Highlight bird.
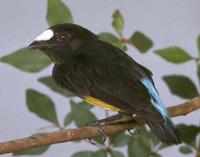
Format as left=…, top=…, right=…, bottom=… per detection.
left=28, top=23, right=182, bottom=144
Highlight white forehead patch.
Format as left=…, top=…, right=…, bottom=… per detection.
left=34, top=29, right=54, bottom=41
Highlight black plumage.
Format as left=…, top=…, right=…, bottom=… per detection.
left=28, top=23, right=182, bottom=144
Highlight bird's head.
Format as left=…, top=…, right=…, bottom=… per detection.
left=28, top=23, right=97, bottom=64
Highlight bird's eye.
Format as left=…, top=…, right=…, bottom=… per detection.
left=61, top=35, right=66, bottom=40
left=58, top=32, right=71, bottom=42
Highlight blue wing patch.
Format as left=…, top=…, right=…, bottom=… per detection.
left=140, top=77, right=169, bottom=119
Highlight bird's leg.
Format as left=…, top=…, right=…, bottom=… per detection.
left=87, top=123, right=108, bottom=145
left=87, top=113, right=135, bottom=144
left=110, top=114, right=141, bottom=136
left=109, top=112, right=136, bottom=124
left=87, top=114, right=123, bottom=126
left=125, top=114, right=140, bottom=136
left=127, top=127, right=140, bottom=135
left=88, top=112, right=136, bottom=126
left=87, top=114, right=122, bottom=144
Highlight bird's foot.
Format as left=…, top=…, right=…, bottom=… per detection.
left=87, top=120, right=102, bottom=127
left=86, top=113, right=135, bottom=144
left=87, top=121, right=107, bottom=145
left=126, top=116, right=140, bottom=135
left=127, top=128, right=140, bottom=135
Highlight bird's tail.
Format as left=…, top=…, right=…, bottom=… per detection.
left=147, top=117, right=182, bottom=145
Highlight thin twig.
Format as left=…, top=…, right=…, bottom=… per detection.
left=0, top=96, right=200, bottom=154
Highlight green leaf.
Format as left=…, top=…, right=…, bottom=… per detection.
left=64, top=112, right=73, bottom=126
left=163, top=75, right=199, bottom=99
left=112, top=132, right=131, bottom=147
left=128, top=137, right=151, bottom=157
left=150, top=152, right=162, bottom=157
left=93, top=150, right=107, bottom=157
left=197, top=35, right=200, bottom=56
left=74, top=110, right=97, bottom=127
left=98, top=32, right=119, bottom=44
left=71, top=100, right=93, bottom=110
left=128, top=127, right=152, bottom=157
left=70, top=100, right=97, bottom=127
left=0, top=48, right=51, bottom=72
left=39, top=76, right=75, bottom=97
left=197, top=64, right=200, bottom=83
left=72, top=151, right=93, bottom=157
left=137, top=127, right=152, bottom=147
left=148, top=131, right=160, bottom=147
left=116, top=41, right=127, bottom=51
left=13, top=145, right=50, bottom=156
left=154, top=47, right=193, bottom=63
left=177, top=124, right=200, bottom=147
left=150, top=152, right=161, bottom=157
left=158, top=143, right=168, bottom=150
left=26, top=89, right=59, bottom=126
left=47, top=0, right=73, bottom=26
left=112, top=10, right=124, bottom=36
left=179, top=145, right=193, bottom=154
left=111, top=151, right=125, bottom=157
left=98, top=32, right=127, bottom=51
left=128, top=31, right=153, bottom=53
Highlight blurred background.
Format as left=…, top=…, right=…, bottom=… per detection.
left=0, top=0, right=200, bottom=157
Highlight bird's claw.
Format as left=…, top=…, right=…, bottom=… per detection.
left=87, top=138, right=98, bottom=145
left=127, top=128, right=140, bottom=135
left=95, top=125, right=107, bottom=143
left=87, top=120, right=101, bottom=127
left=87, top=121, right=107, bottom=145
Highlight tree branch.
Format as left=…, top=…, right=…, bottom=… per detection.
left=0, top=96, right=200, bottom=154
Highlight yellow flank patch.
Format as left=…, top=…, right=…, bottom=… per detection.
left=84, top=96, right=123, bottom=112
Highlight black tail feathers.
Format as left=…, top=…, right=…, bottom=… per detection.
left=147, top=117, right=182, bottom=145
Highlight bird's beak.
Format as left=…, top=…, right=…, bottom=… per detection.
left=28, top=40, right=56, bottom=49
left=28, top=41, right=47, bottom=49
left=28, top=29, right=54, bottom=49
left=28, top=41, right=37, bottom=49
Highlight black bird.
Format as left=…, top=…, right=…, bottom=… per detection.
left=28, top=23, right=182, bottom=144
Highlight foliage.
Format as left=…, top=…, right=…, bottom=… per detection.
left=128, top=31, right=153, bottom=53
left=0, top=48, right=51, bottom=72
left=163, top=75, right=199, bottom=99
left=154, top=47, right=193, bottom=63
left=13, top=145, right=50, bottom=156
left=26, top=89, right=60, bottom=126
left=39, top=76, right=75, bottom=97
left=47, top=0, right=73, bottom=26
left=0, top=0, right=199, bottom=157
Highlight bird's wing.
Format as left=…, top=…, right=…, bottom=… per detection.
left=86, top=62, right=152, bottom=111
left=71, top=43, right=163, bottom=121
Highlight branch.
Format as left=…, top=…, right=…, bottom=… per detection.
left=0, top=96, right=200, bottom=154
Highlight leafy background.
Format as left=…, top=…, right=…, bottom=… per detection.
left=0, top=0, right=200, bottom=157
